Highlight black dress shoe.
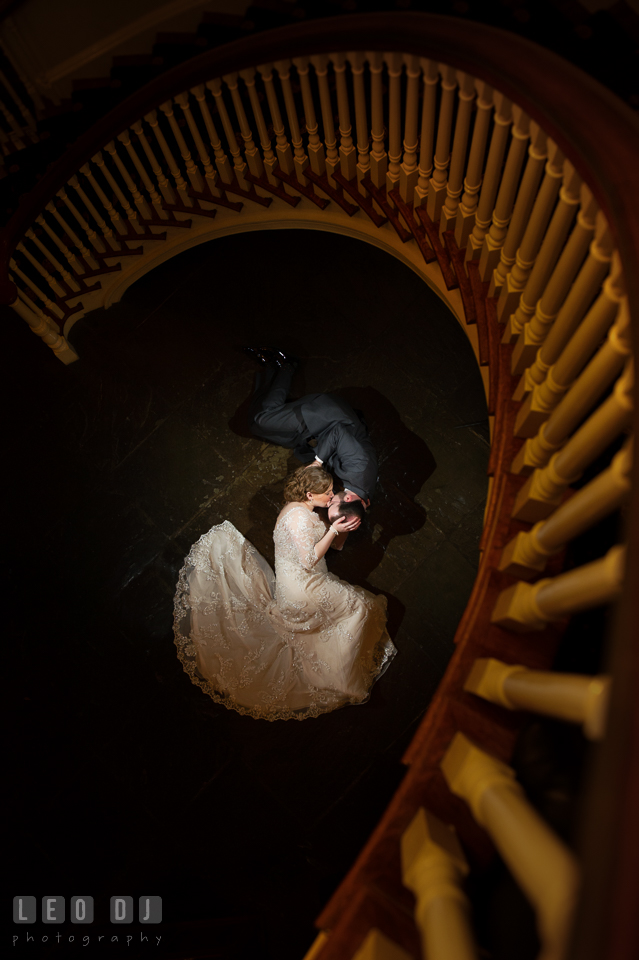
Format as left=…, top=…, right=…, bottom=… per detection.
left=270, top=348, right=299, bottom=369
left=243, top=345, right=300, bottom=369
left=242, top=345, right=276, bottom=366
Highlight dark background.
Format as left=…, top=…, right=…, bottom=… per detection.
left=4, top=1, right=636, bottom=957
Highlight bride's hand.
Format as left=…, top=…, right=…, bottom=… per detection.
left=331, top=515, right=360, bottom=534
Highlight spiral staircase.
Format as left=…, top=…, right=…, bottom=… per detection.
left=2, top=6, right=638, bottom=960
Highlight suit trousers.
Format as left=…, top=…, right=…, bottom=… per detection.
left=249, top=364, right=308, bottom=447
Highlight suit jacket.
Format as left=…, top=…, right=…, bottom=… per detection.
left=252, top=392, right=377, bottom=500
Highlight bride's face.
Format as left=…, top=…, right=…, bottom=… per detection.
left=308, top=484, right=334, bottom=507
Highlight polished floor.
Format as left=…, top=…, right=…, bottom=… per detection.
left=6, top=230, right=491, bottom=959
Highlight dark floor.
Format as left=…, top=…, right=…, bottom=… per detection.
left=5, top=230, right=490, bottom=959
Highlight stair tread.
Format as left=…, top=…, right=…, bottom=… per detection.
left=362, top=177, right=411, bottom=241
left=466, top=259, right=490, bottom=366
left=415, top=205, right=458, bottom=289
left=442, top=230, right=475, bottom=321
left=388, top=188, right=437, bottom=265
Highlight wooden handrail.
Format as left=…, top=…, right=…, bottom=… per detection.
left=1, top=12, right=639, bottom=308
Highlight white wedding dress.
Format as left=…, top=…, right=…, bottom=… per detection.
left=173, top=504, right=396, bottom=720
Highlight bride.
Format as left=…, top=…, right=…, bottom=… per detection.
left=173, top=465, right=396, bottom=720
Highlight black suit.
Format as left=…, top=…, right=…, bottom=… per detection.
left=249, top=364, right=378, bottom=501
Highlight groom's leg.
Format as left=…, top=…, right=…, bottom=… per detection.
left=255, top=363, right=296, bottom=412
left=248, top=363, right=293, bottom=422
left=248, top=363, right=303, bottom=442
left=248, top=364, right=277, bottom=422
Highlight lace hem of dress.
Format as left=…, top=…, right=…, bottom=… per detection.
left=172, top=523, right=397, bottom=722
left=173, top=628, right=396, bottom=722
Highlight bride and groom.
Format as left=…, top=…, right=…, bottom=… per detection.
left=172, top=349, right=396, bottom=721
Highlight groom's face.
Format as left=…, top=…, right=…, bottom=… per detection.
left=327, top=491, right=361, bottom=521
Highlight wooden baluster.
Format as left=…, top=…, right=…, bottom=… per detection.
left=132, top=118, right=178, bottom=203
left=59, top=179, right=108, bottom=252
left=117, top=128, right=169, bottom=218
left=207, top=76, right=248, bottom=189
left=93, top=148, right=144, bottom=234
left=173, top=91, right=220, bottom=199
left=39, top=205, right=89, bottom=274
left=454, top=80, right=493, bottom=248
left=10, top=256, right=64, bottom=320
left=145, top=108, right=193, bottom=205
left=396, top=54, right=421, bottom=206
left=489, top=123, right=547, bottom=296
left=224, top=72, right=265, bottom=180
left=239, top=67, right=277, bottom=186
left=511, top=359, right=633, bottom=521
left=413, top=58, right=439, bottom=214
left=500, top=441, right=632, bottom=578
left=514, top=250, right=624, bottom=440
left=24, top=226, right=81, bottom=293
left=385, top=52, right=403, bottom=195
left=496, top=138, right=564, bottom=321
left=44, top=200, right=96, bottom=271
left=310, top=55, right=338, bottom=187
left=0, top=93, right=25, bottom=148
left=511, top=185, right=599, bottom=375
left=158, top=98, right=204, bottom=194
left=348, top=51, right=369, bottom=191
left=74, top=167, right=122, bottom=250
left=504, top=158, right=581, bottom=342
left=492, top=544, right=625, bottom=631
left=260, top=60, right=302, bottom=193
left=191, top=85, right=234, bottom=186
left=515, top=208, right=612, bottom=403
left=17, top=239, right=66, bottom=297
left=442, top=733, right=579, bottom=960
left=0, top=66, right=36, bottom=138
left=274, top=59, right=308, bottom=184
left=326, top=52, right=354, bottom=183
left=255, top=65, right=294, bottom=180
left=511, top=298, right=632, bottom=476
left=80, top=159, right=129, bottom=236
left=104, top=139, right=153, bottom=222
left=292, top=57, right=325, bottom=178
left=465, top=659, right=611, bottom=741
left=426, top=64, right=456, bottom=222
left=351, top=930, right=412, bottom=960
left=0, top=124, right=11, bottom=155
left=0, top=39, right=44, bottom=112
left=366, top=51, right=387, bottom=191
left=402, top=808, right=478, bottom=960
left=439, top=71, right=475, bottom=235
left=465, top=92, right=512, bottom=261
left=478, top=105, right=531, bottom=279
left=10, top=288, right=78, bottom=364
left=301, top=932, right=328, bottom=960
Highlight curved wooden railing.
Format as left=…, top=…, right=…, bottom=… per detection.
left=1, top=14, right=637, bottom=960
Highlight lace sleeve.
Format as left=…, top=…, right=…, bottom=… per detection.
left=281, top=508, right=321, bottom=570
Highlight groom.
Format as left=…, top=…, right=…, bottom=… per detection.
left=246, top=347, right=377, bottom=512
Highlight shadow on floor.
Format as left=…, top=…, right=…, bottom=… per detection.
left=5, top=229, right=489, bottom=960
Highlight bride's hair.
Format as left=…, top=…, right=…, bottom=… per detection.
left=283, top=464, right=333, bottom=503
